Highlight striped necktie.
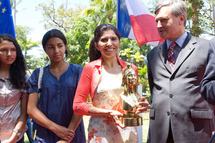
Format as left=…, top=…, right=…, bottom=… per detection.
left=168, top=42, right=177, bottom=70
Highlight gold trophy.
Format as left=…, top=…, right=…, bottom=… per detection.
left=120, top=64, right=143, bottom=126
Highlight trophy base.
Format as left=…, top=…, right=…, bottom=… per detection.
left=123, top=117, right=143, bottom=127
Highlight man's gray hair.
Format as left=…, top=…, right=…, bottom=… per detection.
left=155, top=0, right=187, bottom=26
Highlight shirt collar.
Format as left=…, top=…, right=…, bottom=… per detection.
left=94, top=55, right=127, bottom=69
left=166, top=32, right=188, bottom=49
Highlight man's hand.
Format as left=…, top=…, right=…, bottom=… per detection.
left=136, top=96, right=149, bottom=114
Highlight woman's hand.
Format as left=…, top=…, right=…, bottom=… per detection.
left=136, top=96, right=149, bottom=114
left=108, top=110, right=125, bottom=129
left=53, top=125, right=75, bottom=142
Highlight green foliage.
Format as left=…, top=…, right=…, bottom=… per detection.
left=85, top=0, right=116, bottom=23
left=138, top=65, right=150, bottom=96
left=186, top=0, right=215, bottom=36
left=65, top=17, right=91, bottom=66
left=37, top=0, right=76, bottom=32
left=25, top=53, right=48, bottom=71
left=15, top=25, right=46, bottom=70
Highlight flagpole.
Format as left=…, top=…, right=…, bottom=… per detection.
left=14, top=0, right=16, bottom=26
left=116, top=0, right=118, bottom=29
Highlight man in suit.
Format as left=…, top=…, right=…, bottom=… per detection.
left=147, top=0, right=215, bottom=143
left=200, top=38, right=215, bottom=105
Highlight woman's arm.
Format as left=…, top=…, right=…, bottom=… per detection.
left=73, top=64, right=94, bottom=115
left=5, top=92, right=28, bottom=143
left=67, top=113, right=83, bottom=133
left=57, top=113, right=83, bottom=143
left=27, top=92, right=74, bottom=142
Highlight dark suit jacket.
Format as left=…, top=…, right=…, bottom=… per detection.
left=200, top=38, right=215, bottom=105
left=147, top=33, right=215, bottom=143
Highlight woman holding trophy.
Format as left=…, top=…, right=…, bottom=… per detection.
left=73, top=24, right=149, bottom=142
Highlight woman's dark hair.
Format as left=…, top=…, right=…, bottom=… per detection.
left=89, top=24, right=121, bottom=62
left=0, top=34, right=27, bottom=89
left=42, top=29, right=68, bottom=58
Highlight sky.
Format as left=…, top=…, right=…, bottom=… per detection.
left=16, top=0, right=90, bottom=42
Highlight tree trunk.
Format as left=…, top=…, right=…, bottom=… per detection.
left=189, top=0, right=202, bottom=37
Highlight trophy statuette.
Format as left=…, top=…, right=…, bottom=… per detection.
left=120, top=64, right=143, bottom=127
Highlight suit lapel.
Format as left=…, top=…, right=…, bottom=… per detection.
left=158, top=41, right=172, bottom=72
left=173, top=33, right=195, bottom=73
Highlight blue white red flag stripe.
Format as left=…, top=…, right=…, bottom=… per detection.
left=117, top=0, right=163, bottom=46
left=117, top=0, right=135, bottom=39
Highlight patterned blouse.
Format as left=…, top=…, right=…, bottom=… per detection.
left=0, top=76, right=27, bottom=142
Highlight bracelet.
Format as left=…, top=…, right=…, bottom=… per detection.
left=13, top=128, right=21, bottom=137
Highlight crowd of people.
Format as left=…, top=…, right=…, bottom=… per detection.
left=0, top=0, right=214, bottom=143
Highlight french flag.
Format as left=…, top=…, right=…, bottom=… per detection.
left=117, top=0, right=164, bottom=46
